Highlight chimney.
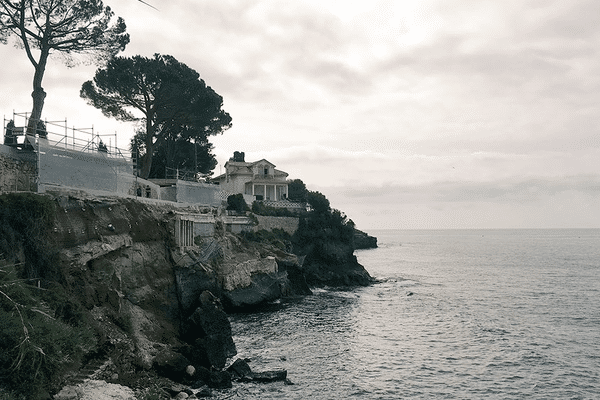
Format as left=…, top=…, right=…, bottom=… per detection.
left=233, top=151, right=245, bottom=162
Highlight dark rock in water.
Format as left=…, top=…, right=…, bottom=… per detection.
left=195, top=366, right=232, bottom=389
left=182, top=291, right=237, bottom=369
left=226, top=358, right=288, bottom=384
left=223, top=271, right=289, bottom=310
left=253, top=369, right=288, bottom=383
left=227, top=358, right=254, bottom=382
left=353, top=228, right=378, bottom=250
left=276, top=256, right=312, bottom=296
left=153, top=349, right=192, bottom=382
left=302, top=255, right=374, bottom=288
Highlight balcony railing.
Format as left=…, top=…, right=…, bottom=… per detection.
left=253, top=174, right=274, bottom=180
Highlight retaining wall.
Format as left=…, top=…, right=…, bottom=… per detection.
left=254, top=215, right=299, bottom=235
left=0, top=146, right=37, bottom=193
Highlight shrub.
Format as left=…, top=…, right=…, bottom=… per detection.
left=251, top=201, right=297, bottom=217
left=0, top=193, right=57, bottom=281
left=226, top=193, right=248, bottom=213
left=0, top=261, right=97, bottom=397
left=241, top=228, right=291, bottom=251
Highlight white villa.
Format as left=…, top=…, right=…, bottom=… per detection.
left=213, top=151, right=289, bottom=203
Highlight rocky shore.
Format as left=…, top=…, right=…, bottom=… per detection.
left=0, top=192, right=375, bottom=399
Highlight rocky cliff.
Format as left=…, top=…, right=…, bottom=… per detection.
left=0, top=192, right=307, bottom=398
left=0, top=191, right=373, bottom=398
left=353, top=228, right=378, bottom=250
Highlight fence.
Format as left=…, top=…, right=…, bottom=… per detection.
left=3, top=111, right=135, bottom=195
left=2, top=112, right=225, bottom=207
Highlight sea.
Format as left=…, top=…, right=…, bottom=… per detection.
left=225, top=229, right=600, bottom=399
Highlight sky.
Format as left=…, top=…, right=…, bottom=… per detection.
left=1, top=0, right=599, bottom=230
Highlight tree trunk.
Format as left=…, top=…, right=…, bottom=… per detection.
left=28, top=87, right=46, bottom=132
left=27, top=52, right=49, bottom=134
left=139, top=118, right=155, bottom=179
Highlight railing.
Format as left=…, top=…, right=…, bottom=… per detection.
left=165, top=166, right=211, bottom=183
left=253, top=174, right=275, bottom=180
left=2, top=111, right=135, bottom=195
left=3, top=111, right=132, bottom=164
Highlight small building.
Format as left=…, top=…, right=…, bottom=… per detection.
left=213, top=151, right=289, bottom=203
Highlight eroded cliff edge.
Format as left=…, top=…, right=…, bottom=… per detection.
left=0, top=191, right=374, bottom=398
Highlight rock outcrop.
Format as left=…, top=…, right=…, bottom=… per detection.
left=295, top=231, right=373, bottom=287
left=353, top=228, right=378, bottom=250
left=16, top=192, right=300, bottom=395
left=54, top=380, right=136, bottom=400
left=0, top=190, right=374, bottom=397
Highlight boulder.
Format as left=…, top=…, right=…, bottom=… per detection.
left=223, top=271, right=289, bottom=310
left=153, top=348, right=192, bottom=382
left=55, top=380, right=135, bottom=400
left=182, top=291, right=236, bottom=369
left=227, top=358, right=253, bottom=382
left=276, top=256, right=312, bottom=296
left=252, top=369, right=288, bottom=383
left=164, top=383, right=192, bottom=397
left=173, top=246, right=221, bottom=316
left=194, top=366, right=232, bottom=389
left=303, top=256, right=373, bottom=287
left=226, top=358, right=288, bottom=384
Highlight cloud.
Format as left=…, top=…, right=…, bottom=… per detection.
left=2, top=0, right=599, bottom=228
left=337, top=174, right=600, bottom=204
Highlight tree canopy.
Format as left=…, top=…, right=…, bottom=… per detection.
left=0, top=0, right=129, bottom=129
left=80, top=53, right=232, bottom=179
left=288, top=178, right=308, bottom=202
left=130, top=128, right=217, bottom=179
left=292, top=190, right=355, bottom=264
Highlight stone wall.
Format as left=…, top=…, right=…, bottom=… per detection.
left=255, top=215, right=299, bottom=235
left=0, top=147, right=37, bottom=193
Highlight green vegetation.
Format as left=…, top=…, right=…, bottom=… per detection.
left=292, top=190, right=355, bottom=264
left=0, top=0, right=129, bottom=129
left=227, top=193, right=249, bottom=213
left=287, top=179, right=308, bottom=202
left=251, top=201, right=298, bottom=217
left=81, top=53, right=231, bottom=179
left=241, top=228, right=292, bottom=252
left=0, top=194, right=98, bottom=398
left=0, top=193, right=57, bottom=281
left=0, top=260, right=98, bottom=398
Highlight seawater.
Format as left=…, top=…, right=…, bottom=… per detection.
left=227, top=229, right=600, bottom=399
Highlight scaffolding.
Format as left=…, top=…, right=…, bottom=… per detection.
left=2, top=111, right=136, bottom=195
left=3, top=111, right=129, bottom=158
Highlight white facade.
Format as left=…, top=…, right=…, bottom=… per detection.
left=214, top=155, right=289, bottom=202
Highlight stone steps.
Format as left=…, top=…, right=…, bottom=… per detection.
left=66, top=358, right=110, bottom=385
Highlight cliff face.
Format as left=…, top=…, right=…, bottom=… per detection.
left=1, top=191, right=374, bottom=397
left=1, top=192, right=309, bottom=397
left=353, top=228, right=378, bottom=250
left=50, top=192, right=304, bottom=350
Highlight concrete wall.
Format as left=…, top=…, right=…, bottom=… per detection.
left=254, top=215, right=299, bottom=235
left=0, top=145, right=37, bottom=192
left=176, top=180, right=221, bottom=207
left=38, top=141, right=133, bottom=195
left=222, top=216, right=254, bottom=234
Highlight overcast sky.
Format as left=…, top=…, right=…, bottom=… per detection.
left=1, top=0, right=599, bottom=230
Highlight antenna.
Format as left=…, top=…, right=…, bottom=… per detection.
left=137, top=0, right=158, bottom=11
